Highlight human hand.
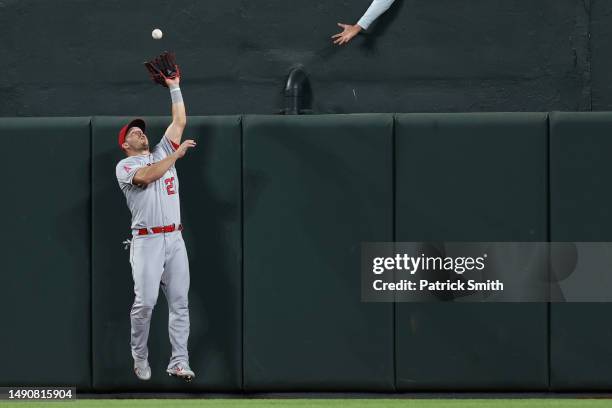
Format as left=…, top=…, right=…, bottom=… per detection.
left=332, top=23, right=363, bottom=45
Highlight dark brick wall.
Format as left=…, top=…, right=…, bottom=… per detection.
left=0, top=0, right=598, bottom=115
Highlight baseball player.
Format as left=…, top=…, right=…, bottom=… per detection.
left=332, top=0, right=396, bottom=45
left=115, top=52, right=197, bottom=382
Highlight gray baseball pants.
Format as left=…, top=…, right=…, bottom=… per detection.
left=128, top=230, right=190, bottom=369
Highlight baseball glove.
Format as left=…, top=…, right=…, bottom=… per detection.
left=144, top=51, right=180, bottom=87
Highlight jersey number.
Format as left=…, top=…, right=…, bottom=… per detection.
left=165, top=177, right=176, bottom=195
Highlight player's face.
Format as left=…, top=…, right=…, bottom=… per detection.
left=126, top=127, right=149, bottom=151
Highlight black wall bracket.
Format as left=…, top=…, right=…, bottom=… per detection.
left=280, top=66, right=312, bottom=114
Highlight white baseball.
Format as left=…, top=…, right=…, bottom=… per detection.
left=152, top=29, right=163, bottom=40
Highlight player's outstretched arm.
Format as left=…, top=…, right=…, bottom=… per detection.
left=332, top=0, right=396, bottom=45
left=164, top=76, right=186, bottom=146
left=133, top=139, right=196, bottom=186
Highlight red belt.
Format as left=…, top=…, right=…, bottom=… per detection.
left=136, top=224, right=183, bottom=236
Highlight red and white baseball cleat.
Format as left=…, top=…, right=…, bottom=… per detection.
left=166, top=362, right=195, bottom=382
left=134, top=361, right=151, bottom=381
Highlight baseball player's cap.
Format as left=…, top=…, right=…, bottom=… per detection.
left=118, top=118, right=146, bottom=149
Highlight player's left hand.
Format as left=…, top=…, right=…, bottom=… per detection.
left=165, top=76, right=180, bottom=87
left=144, top=51, right=181, bottom=88
left=332, top=23, right=362, bottom=45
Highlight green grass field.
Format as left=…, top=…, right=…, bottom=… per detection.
left=3, top=400, right=612, bottom=408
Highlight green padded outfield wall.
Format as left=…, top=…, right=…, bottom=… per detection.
left=243, top=115, right=395, bottom=391
left=91, top=116, right=242, bottom=391
left=11, top=112, right=612, bottom=391
left=549, top=112, right=612, bottom=390
left=394, top=113, right=549, bottom=390
left=0, top=118, right=92, bottom=389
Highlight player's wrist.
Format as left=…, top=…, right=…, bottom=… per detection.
left=169, top=85, right=183, bottom=104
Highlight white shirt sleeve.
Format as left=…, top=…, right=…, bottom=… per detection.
left=152, top=134, right=179, bottom=161
left=116, top=157, right=146, bottom=187
left=356, top=0, right=396, bottom=30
